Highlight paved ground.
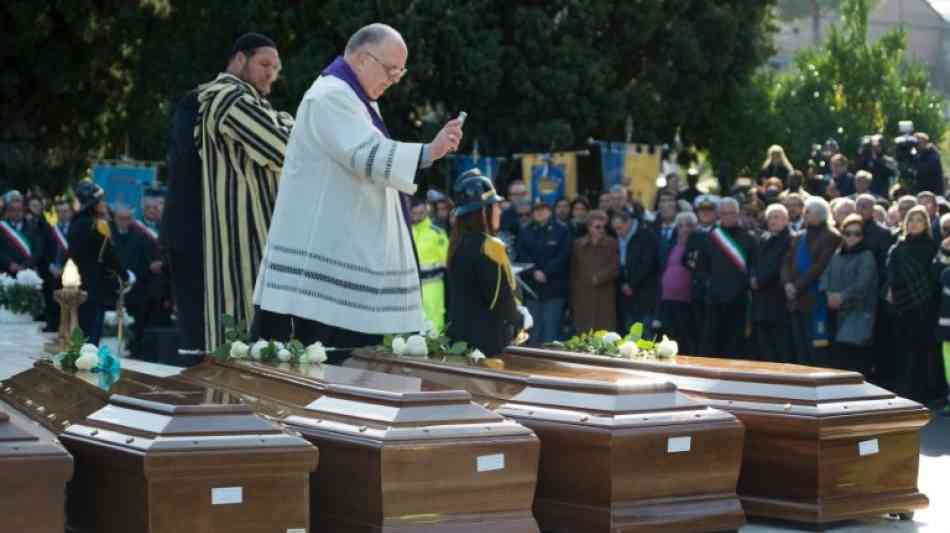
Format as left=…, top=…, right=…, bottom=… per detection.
left=1, top=322, right=947, bottom=532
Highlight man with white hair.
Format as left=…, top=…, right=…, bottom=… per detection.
left=831, top=197, right=856, bottom=229
left=751, top=203, right=792, bottom=362
left=692, top=196, right=758, bottom=356
left=252, top=23, right=462, bottom=355
left=0, top=189, right=44, bottom=275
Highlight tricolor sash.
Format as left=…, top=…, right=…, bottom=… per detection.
left=709, top=226, right=747, bottom=273
left=0, top=220, right=32, bottom=260
left=133, top=220, right=159, bottom=244
left=795, top=231, right=830, bottom=348
left=52, top=224, right=68, bottom=253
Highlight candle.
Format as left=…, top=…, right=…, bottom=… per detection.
left=62, top=260, right=81, bottom=288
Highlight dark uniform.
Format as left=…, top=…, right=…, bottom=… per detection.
left=447, top=233, right=524, bottom=355
left=445, top=169, right=525, bottom=356
left=67, top=183, right=128, bottom=345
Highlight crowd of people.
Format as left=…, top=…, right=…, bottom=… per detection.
left=413, top=140, right=950, bottom=409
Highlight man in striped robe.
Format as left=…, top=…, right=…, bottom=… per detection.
left=195, top=33, right=294, bottom=349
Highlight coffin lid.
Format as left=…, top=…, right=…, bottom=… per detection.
left=62, top=392, right=314, bottom=453
left=505, top=346, right=926, bottom=417
left=0, top=406, right=72, bottom=460
left=346, top=350, right=738, bottom=429
left=185, top=359, right=534, bottom=442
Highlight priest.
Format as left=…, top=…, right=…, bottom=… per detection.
left=252, top=23, right=462, bottom=356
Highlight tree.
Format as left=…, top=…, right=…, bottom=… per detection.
left=707, top=0, right=945, bottom=186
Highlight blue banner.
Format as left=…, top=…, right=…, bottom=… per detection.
left=599, top=141, right=627, bottom=190
left=93, top=164, right=156, bottom=219
left=453, top=155, right=500, bottom=182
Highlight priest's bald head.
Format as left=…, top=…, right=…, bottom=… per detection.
left=344, top=23, right=408, bottom=100
left=226, top=32, right=282, bottom=96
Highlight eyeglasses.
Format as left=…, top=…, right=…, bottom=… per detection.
left=843, top=230, right=863, bottom=238
left=364, top=51, right=407, bottom=82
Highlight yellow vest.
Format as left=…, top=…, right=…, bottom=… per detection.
left=412, top=217, right=448, bottom=331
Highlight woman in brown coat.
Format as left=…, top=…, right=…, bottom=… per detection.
left=570, top=210, right=620, bottom=332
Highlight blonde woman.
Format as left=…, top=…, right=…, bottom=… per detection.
left=759, top=145, right=794, bottom=185
left=886, top=205, right=939, bottom=402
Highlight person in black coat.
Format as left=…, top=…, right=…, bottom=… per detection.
left=856, top=194, right=897, bottom=386
left=612, top=206, right=659, bottom=336
left=67, top=182, right=130, bottom=345
left=516, top=201, right=571, bottom=345
left=751, top=204, right=792, bottom=362
left=111, top=205, right=151, bottom=355
left=934, top=238, right=950, bottom=415
left=446, top=172, right=526, bottom=355
left=856, top=135, right=898, bottom=198
left=697, top=197, right=758, bottom=357
left=887, top=206, right=939, bottom=403
left=0, top=190, right=45, bottom=276
left=914, top=133, right=944, bottom=195
left=828, top=154, right=855, bottom=197
left=162, top=89, right=205, bottom=352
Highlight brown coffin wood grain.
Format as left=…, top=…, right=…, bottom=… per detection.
left=0, top=405, right=73, bottom=533
left=506, top=345, right=931, bottom=524
left=60, top=394, right=318, bottom=533
left=342, top=350, right=746, bottom=533
left=182, top=360, right=542, bottom=533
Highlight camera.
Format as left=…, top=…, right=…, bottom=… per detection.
left=894, top=120, right=918, bottom=186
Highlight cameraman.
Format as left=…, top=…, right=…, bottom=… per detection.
left=856, top=135, right=897, bottom=198
left=915, top=132, right=944, bottom=195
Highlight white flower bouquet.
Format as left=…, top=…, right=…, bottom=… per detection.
left=549, top=323, right=679, bottom=361
left=0, top=269, right=44, bottom=322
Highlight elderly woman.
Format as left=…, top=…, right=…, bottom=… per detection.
left=659, top=211, right=698, bottom=354
left=821, top=213, right=877, bottom=374
left=887, top=205, right=939, bottom=402
left=751, top=203, right=793, bottom=362
left=782, top=196, right=842, bottom=366
left=569, top=210, right=619, bottom=332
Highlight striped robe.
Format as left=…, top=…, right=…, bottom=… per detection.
left=194, top=73, right=294, bottom=349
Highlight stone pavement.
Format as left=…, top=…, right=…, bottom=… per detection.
left=0, top=322, right=947, bottom=532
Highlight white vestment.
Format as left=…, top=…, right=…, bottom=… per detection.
left=253, top=76, right=425, bottom=334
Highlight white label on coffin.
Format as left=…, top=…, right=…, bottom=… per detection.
left=477, top=453, right=505, bottom=472
left=211, top=486, right=243, bottom=505
left=859, top=439, right=880, bottom=456
left=667, top=436, right=692, bottom=453
left=287, top=529, right=307, bottom=533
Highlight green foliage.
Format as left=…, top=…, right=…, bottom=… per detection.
left=708, top=0, right=946, bottom=183
left=61, top=328, right=88, bottom=370
left=556, top=330, right=621, bottom=357
left=0, top=284, right=45, bottom=317
left=3, top=1, right=776, bottom=193
left=210, top=313, right=248, bottom=358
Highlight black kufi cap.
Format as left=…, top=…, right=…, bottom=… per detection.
left=231, top=32, right=277, bottom=57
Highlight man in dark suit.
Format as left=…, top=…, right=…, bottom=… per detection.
left=696, top=197, right=757, bottom=357
left=517, top=200, right=572, bottom=345
left=0, top=190, right=45, bottom=276
left=612, top=206, right=658, bottom=336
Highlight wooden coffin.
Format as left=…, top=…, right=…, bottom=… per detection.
left=0, top=404, right=73, bottom=533
left=507, top=346, right=931, bottom=525
left=61, top=393, right=318, bottom=533
left=342, top=349, right=746, bottom=533
left=182, top=359, right=542, bottom=533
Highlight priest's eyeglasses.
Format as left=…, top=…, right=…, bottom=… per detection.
left=365, top=51, right=407, bottom=82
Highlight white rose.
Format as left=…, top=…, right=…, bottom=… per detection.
left=274, top=341, right=285, bottom=350
left=468, top=349, right=486, bottom=364
left=249, top=340, right=269, bottom=360
left=406, top=335, right=428, bottom=357
left=656, top=335, right=679, bottom=358
left=0, top=273, right=13, bottom=288
left=229, top=341, right=250, bottom=359
left=391, top=336, right=407, bottom=355
left=618, top=341, right=640, bottom=359
left=303, top=342, right=327, bottom=364
left=15, top=269, right=43, bottom=288
left=276, top=348, right=292, bottom=362
left=602, top=332, right=622, bottom=345
left=75, top=352, right=98, bottom=370
left=79, top=344, right=98, bottom=358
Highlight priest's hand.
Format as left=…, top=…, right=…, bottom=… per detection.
left=429, top=118, right=464, bottom=160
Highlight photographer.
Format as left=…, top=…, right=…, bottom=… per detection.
left=915, top=132, right=944, bottom=195
left=856, top=135, right=897, bottom=198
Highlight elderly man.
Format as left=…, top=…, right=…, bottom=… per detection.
left=252, top=24, right=462, bottom=354
left=0, top=190, right=44, bottom=275
left=194, top=32, right=295, bottom=350
left=694, top=197, right=757, bottom=357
